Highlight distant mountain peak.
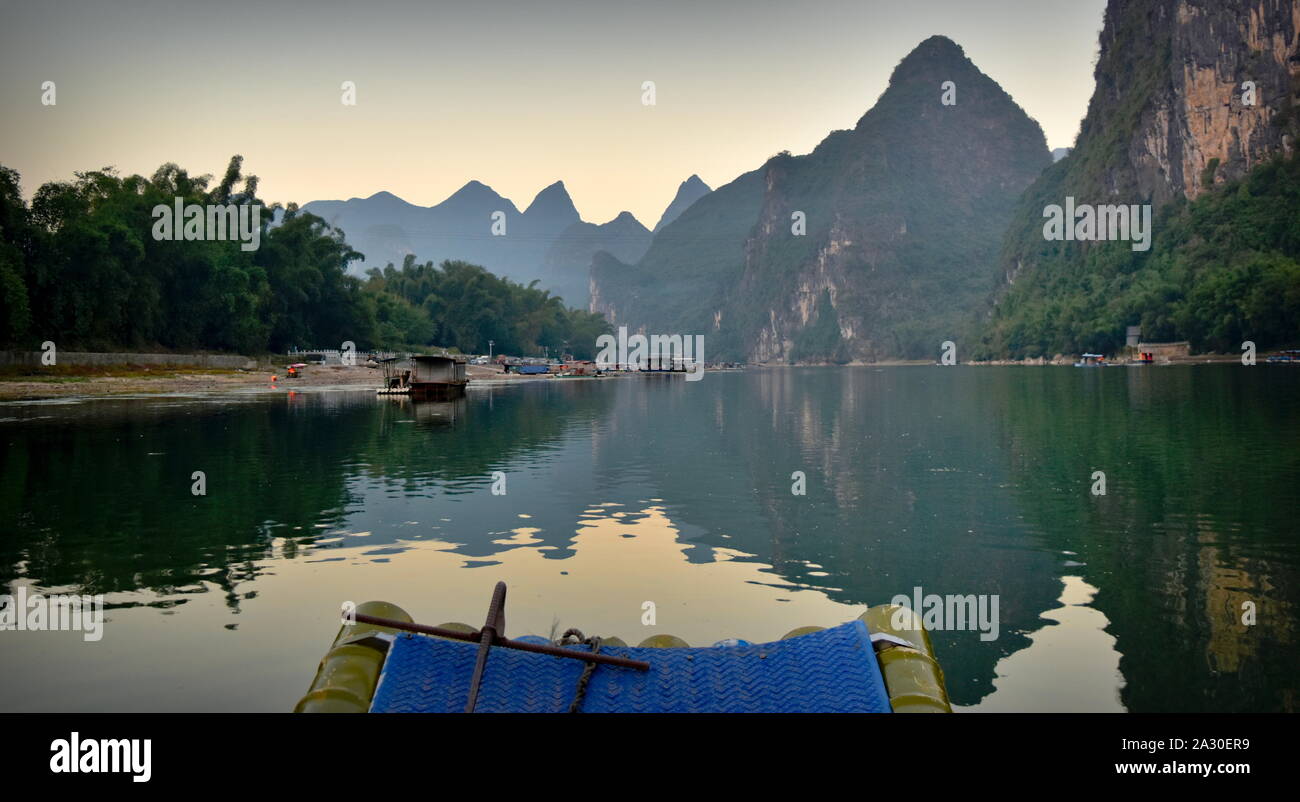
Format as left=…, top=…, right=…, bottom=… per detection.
left=336, top=189, right=411, bottom=205
left=856, top=35, right=1020, bottom=133
left=608, top=211, right=644, bottom=227
left=908, top=34, right=964, bottom=56
left=524, top=180, right=580, bottom=223
left=893, top=35, right=969, bottom=75
left=653, top=174, right=713, bottom=232
left=880, top=36, right=977, bottom=96
left=444, top=180, right=504, bottom=203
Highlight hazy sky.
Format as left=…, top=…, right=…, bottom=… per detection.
left=1, top=0, right=1107, bottom=225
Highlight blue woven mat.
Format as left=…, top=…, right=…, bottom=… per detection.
left=370, top=620, right=891, bottom=713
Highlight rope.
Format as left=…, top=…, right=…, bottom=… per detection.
left=558, top=628, right=603, bottom=713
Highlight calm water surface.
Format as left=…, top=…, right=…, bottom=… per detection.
left=1, top=366, right=1297, bottom=712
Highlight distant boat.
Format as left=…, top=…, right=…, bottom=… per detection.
left=1266, top=350, right=1300, bottom=364
left=1074, top=353, right=1108, bottom=367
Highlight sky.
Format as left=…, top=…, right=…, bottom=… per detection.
left=0, top=0, right=1108, bottom=225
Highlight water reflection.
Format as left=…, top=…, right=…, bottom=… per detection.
left=961, top=576, right=1125, bottom=712
left=1, top=365, right=1297, bottom=712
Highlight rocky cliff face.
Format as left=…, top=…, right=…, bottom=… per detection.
left=1084, top=0, right=1299, bottom=207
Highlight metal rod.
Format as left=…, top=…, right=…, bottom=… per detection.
left=464, top=581, right=508, bottom=712
left=352, top=613, right=651, bottom=671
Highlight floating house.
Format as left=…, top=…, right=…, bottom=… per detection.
left=409, top=355, right=468, bottom=398
left=376, top=355, right=468, bottom=398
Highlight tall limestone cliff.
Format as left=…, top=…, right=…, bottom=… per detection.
left=1092, top=0, right=1299, bottom=205
left=591, top=36, right=1052, bottom=362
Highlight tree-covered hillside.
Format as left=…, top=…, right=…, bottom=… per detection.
left=973, top=153, right=1300, bottom=357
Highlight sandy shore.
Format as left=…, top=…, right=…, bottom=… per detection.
left=0, top=362, right=554, bottom=402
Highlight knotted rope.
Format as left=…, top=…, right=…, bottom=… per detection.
left=558, top=628, right=604, bottom=713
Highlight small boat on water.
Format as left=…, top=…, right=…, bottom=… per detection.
left=295, top=582, right=951, bottom=713
left=1074, top=353, right=1109, bottom=367
left=1266, top=349, right=1300, bottom=363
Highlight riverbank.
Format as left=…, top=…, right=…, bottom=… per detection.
left=966, top=353, right=1245, bottom=366
left=3, top=355, right=1262, bottom=401
left=0, top=361, right=555, bottom=402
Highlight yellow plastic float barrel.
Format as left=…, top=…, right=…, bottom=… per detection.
left=294, top=600, right=413, bottom=713
left=637, top=633, right=690, bottom=648
left=860, top=604, right=952, bottom=713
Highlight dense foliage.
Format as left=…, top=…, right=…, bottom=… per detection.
left=974, top=153, right=1300, bottom=359
left=362, top=257, right=612, bottom=358
left=0, top=157, right=609, bottom=357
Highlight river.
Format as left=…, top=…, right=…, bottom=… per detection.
left=1, top=365, right=1296, bottom=712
